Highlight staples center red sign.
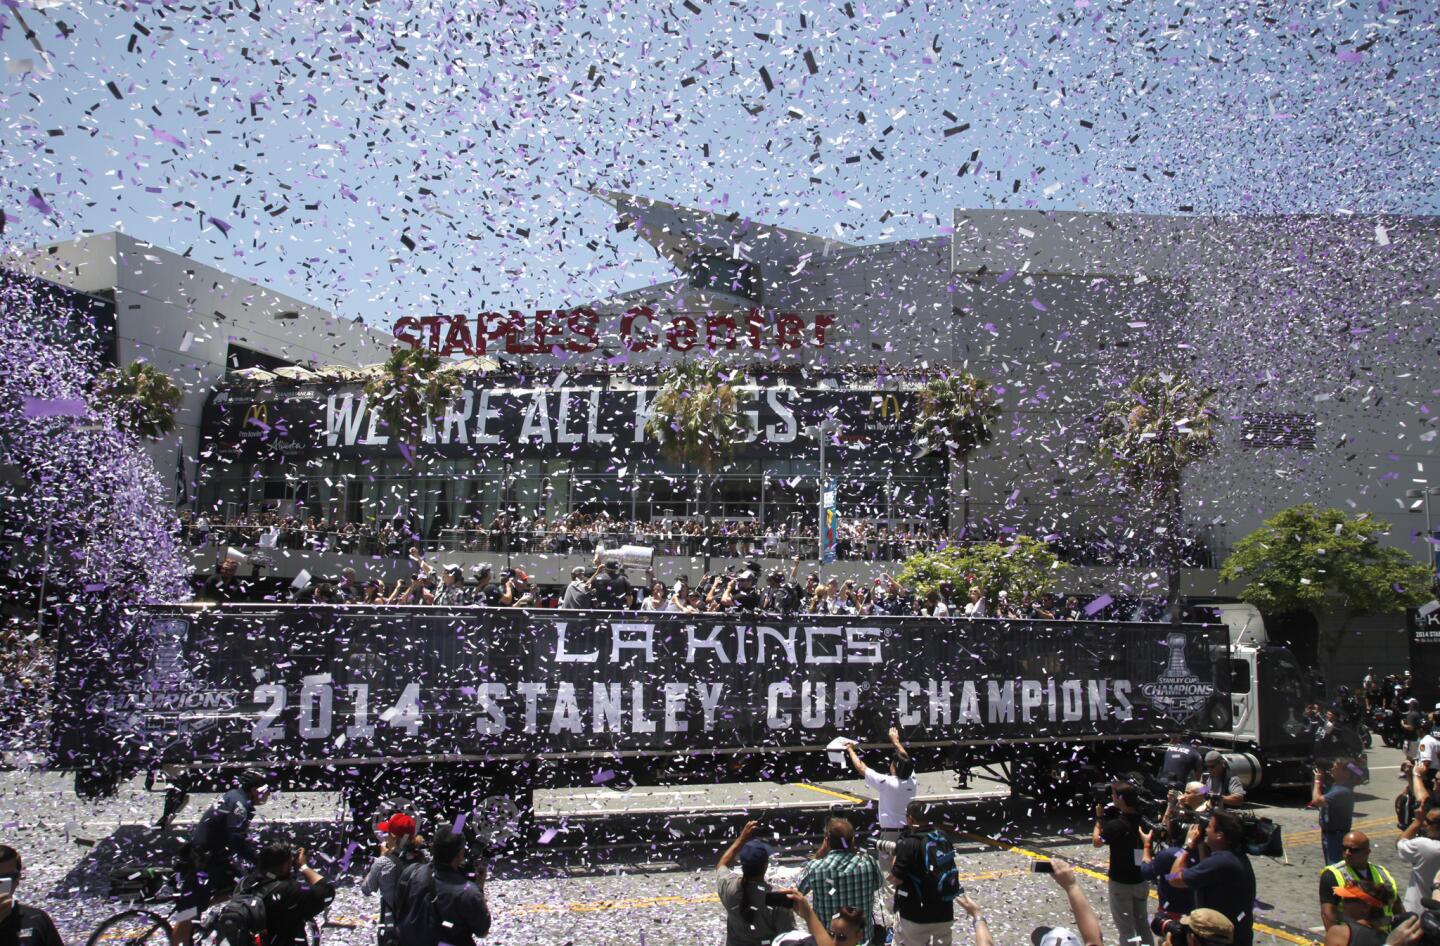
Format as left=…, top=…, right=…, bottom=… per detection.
left=393, top=306, right=837, bottom=357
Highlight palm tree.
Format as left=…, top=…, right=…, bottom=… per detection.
left=644, top=360, right=746, bottom=568
left=95, top=362, right=183, bottom=440
left=1096, top=370, right=1219, bottom=622
left=912, top=372, right=1002, bottom=533
left=362, top=347, right=462, bottom=451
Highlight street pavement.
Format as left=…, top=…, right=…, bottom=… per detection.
left=0, top=745, right=1418, bottom=945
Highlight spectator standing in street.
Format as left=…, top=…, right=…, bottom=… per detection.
left=715, top=820, right=795, bottom=946
left=361, top=811, right=426, bottom=943
left=1093, top=782, right=1151, bottom=946
left=1311, top=759, right=1360, bottom=865
left=1396, top=805, right=1440, bottom=913
left=888, top=800, right=959, bottom=946
left=1168, top=811, right=1257, bottom=946
left=797, top=818, right=884, bottom=943
left=1319, top=831, right=1398, bottom=932
left=844, top=727, right=917, bottom=872
left=1200, top=752, right=1246, bottom=808
left=0, top=845, right=63, bottom=946
left=1030, top=859, right=1105, bottom=946
left=1400, top=698, right=1425, bottom=761
left=1322, top=880, right=1396, bottom=946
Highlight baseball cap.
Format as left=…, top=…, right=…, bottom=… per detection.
left=738, top=570, right=756, bottom=581
left=1032, top=927, right=1083, bottom=946
left=443, top=563, right=463, bottom=576
left=471, top=563, right=493, bottom=577
left=1181, top=909, right=1235, bottom=944
left=604, top=559, right=621, bottom=569
left=376, top=812, right=417, bottom=836
left=1204, top=750, right=1226, bottom=766
left=738, top=840, right=774, bottom=871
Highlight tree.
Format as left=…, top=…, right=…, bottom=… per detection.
left=362, top=347, right=461, bottom=451
left=1219, top=504, right=1433, bottom=666
left=896, top=535, right=1068, bottom=607
left=94, top=362, right=183, bottom=440
left=912, top=372, right=1002, bottom=533
left=1095, top=370, right=1218, bottom=622
left=644, top=361, right=747, bottom=567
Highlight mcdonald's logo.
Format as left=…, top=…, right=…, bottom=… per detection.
left=871, top=394, right=902, bottom=420
left=243, top=403, right=269, bottom=427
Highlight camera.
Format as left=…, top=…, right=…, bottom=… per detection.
left=1153, top=916, right=1187, bottom=942
left=1395, top=909, right=1440, bottom=946
left=875, top=838, right=899, bottom=856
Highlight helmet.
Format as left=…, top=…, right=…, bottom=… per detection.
left=237, top=769, right=268, bottom=791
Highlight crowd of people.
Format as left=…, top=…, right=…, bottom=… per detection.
left=200, top=548, right=1154, bottom=623
left=177, top=508, right=1221, bottom=570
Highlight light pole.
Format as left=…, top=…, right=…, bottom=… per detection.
left=802, top=420, right=838, bottom=565
left=1406, top=487, right=1440, bottom=574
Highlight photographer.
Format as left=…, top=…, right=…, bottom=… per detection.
left=232, top=842, right=335, bottom=946
left=1093, top=782, right=1151, bottom=946
left=1158, top=910, right=1234, bottom=946
left=1311, top=758, right=1360, bottom=866
left=1168, top=811, right=1257, bottom=946
left=716, top=821, right=796, bottom=946
left=1200, top=752, right=1246, bottom=809
left=1140, top=796, right=1198, bottom=933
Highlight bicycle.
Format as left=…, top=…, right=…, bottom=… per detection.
left=87, top=866, right=322, bottom=946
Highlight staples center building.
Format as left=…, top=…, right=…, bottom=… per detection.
left=197, top=193, right=1440, bottom=671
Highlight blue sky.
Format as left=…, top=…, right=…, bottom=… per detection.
left=2, top=0, right=1436, bottom=327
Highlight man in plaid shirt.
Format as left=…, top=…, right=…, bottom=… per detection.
left=798, top=817, right=884, bottom=939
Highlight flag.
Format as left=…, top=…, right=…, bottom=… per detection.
left=174, top=447, right=189, bottom=506
left=821, top=479, right=839, bottom=564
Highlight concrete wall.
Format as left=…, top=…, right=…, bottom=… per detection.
left=12, top=232, right=393, bottom=492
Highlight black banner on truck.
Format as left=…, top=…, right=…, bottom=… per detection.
left=58, top=606, right=1228, bottom=771
left=1409, top=604, right=1440, bottom=710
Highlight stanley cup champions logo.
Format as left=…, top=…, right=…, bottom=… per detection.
left=1139, top=633, right=1213, bottom=722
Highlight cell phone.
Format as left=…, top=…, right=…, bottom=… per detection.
left=765, top=891, right=794, bottom=908
left=0, top=876, right=15, bottom=896
left=1031, top=860, right=1054, bottom=874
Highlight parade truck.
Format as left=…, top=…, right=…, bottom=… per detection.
left=51, top=601, right=1312, bottom=840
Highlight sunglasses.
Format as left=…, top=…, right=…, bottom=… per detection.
left=827, top=930, right=858, bottom=942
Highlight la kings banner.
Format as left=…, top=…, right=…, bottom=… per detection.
left=62, top=606, right=1229, bottom=770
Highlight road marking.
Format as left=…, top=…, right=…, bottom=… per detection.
left=501, top=868, right=1029, bottom=916
left=1288, top=815, right=1397, bottom=844
left=793, top=782, right=868, bottom=804
left=963, top=833, right=1320, bottom=946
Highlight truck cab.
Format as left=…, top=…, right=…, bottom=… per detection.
left=1185, top=598, right=1314, bottom=789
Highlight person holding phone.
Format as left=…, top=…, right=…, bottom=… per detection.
left=717, top=821, right=796, bottom=946
left=0, top=845, right=63, bottom=946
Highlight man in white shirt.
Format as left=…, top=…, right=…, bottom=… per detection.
left=845, top=727, right=918, bottom=873
left=1396, top=801, right=1440, bottom=912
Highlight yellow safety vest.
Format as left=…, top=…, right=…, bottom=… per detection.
left=1323, top=861, right=1399, bottom=929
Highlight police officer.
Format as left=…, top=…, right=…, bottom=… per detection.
left=172, top=769, right=269, bottom=946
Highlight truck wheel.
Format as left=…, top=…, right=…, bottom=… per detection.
left=1205, top=699, right=1232, bottom=731
left=75, top=766, right=122, bottom=800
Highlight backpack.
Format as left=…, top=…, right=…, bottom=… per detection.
left=908, top=830, right=961, bottom=904
left=210, top=879, right=281, bottom=946
left=393, top=862, right=445, bottom=946
left=379, top=845, right=430, bottom=946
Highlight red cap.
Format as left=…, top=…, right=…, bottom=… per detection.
left=376, top=813, right=416, bottom=836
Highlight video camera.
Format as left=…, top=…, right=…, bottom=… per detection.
left=1165, top=807, right=1285, bottom=858
left=1396, top=904, right=1440, bottom=946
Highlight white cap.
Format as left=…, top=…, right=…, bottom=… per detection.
left=1032, top=928, right=1084, bottom=946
